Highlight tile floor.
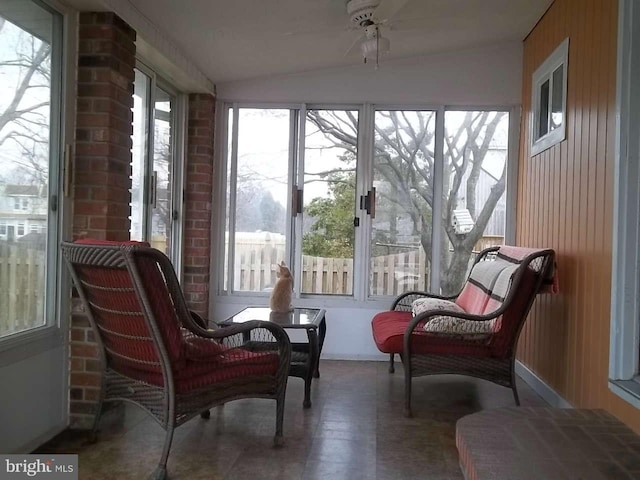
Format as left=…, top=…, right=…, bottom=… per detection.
left=37, top=360, right=547, bottom=479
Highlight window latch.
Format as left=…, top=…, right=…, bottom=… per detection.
left=150, top=171, right=158, bottom=208
left=292, top=186, right=303, bottom=216
left=360, top=187, right=376, bottom=218
left=50, top=194, right=58, bottom=212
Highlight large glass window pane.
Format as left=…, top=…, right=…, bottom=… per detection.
left=130, top=68, right=151, bottom=241
left=0, top=4, right=56, bottom=337
left=551, top=65, right=564, bottom=131
left=230, top=108, right=290, bottom=293
left=370, top=110, right=436, bottom=296
left=150, top=86, right=173, bottom=254
left=538, top=79, right=550, bottom=139
left=303, top=110, right=358, bottom=295
left=440, top=111, right=509, bottom=296
left=223, top=107, right=234, bottom=291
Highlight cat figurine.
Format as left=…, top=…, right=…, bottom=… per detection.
left=270, top=261, right=293, bottom=313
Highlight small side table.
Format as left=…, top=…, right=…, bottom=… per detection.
left=219, top=307, right=326, bottom=408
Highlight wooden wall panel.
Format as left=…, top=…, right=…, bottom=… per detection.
left=517, top=0, right=640, bottom=431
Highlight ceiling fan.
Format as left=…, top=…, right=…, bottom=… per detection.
left=345, top=0, right=410, bottom=66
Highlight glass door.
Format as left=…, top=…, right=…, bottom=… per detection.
left=0, top=0, right=68, bottom=451
left=440, top=110, right=509, bottom=295
left=131, top=67, right=181, bottom=262
left=369, top=110, right=436, bottom=296
left=301, top=109, right=359, bottom=295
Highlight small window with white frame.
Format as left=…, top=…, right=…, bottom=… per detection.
left=531, top=38, right=569, bottom=156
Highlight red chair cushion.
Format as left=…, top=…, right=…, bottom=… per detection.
left=371, top=310, right=491, bottom=356
left=117, top=343, right=280, bottom=394
left=371, top=311, right=412, bottom=353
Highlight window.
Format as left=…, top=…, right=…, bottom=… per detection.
left=441, top=110, right=509, bottom=295
left=370, top=110, right=435, bottom=296
left=29, top=224, right=38, bottom=233
left=225, top=108, right=291, bottom=293
left=130, top=65, right=184, bottom=266
left=13, top=197, right=28, bottom=211
left=221, top=105, right=511, bottom=301
left=302, top=109, right=358, bottom=295
left=0, top=1, right=62, bottom=338
left=531, top=38, right=569, bottom=156
left=610, top=0, right=640, bottom=406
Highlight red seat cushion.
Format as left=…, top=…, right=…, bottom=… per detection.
left=371, top=311, right=412, bottom=353
left=116, top=338, right=280, bottom=394
left=371, top=310, right=491, bottom=356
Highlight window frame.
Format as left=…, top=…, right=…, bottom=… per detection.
left=530, top=38, right=569, bottom=156
left=215, top=102, right=518, bottom=308
left=0, top=0, right=75, bottom=358
left=130, top=60, right=187, bottom=275
left=609, top=0, right=640, bottom=407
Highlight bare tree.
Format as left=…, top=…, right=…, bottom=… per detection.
left=307, top=109, right=507, bottom=295
left=0, top=16, right=52, bottom=187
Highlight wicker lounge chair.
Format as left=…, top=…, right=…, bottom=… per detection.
left=371, top=246, right=555, bottom=417
left=61, top=240, right=291, bottom=480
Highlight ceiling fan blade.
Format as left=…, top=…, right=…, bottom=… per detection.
left=373, top=0, right=410, bottom=23
left=344, top=33, right=365, bottom=57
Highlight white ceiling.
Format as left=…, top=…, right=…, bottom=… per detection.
left=63, top=0, right=553, bottom=84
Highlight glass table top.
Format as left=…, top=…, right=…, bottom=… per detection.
left=221, top=307, right=325, bottom=328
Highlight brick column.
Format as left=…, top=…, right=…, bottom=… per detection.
left=69, top=12, right=135, bottom=429
left=183, top=94, right=216, bottom=319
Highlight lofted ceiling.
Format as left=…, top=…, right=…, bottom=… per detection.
left=62, top=0, right=553, bottom=84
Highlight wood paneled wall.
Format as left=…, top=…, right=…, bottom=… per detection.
left=518, top=0, right=640, bottom=432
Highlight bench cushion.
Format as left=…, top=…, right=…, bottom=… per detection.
left=371, top=310, right=491, bottom=356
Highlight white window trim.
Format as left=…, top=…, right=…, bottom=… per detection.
left=531, top=38, right=569, bottom=157
left=0, top=0, right=76, bottom=360
left=131, top=60, right=186, bottom=274
left=610, top=0, right=640, bottom=407
left=213, top=102, right=518, bottom=309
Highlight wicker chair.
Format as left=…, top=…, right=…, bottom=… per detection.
left=61, top=240, right=291, bottom=480
left=371, top=246, right=555, bottom=417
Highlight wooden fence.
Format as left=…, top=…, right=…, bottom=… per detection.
left=0, top=243, right=46, bottom=337
left=231, top=233, right=503, bottom=295
left=232, top=233, right=430, bottom=295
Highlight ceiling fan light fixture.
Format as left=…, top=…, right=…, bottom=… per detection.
left=361, top=34, right=390, bottom=59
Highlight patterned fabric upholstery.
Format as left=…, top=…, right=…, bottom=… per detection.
left=480, top=264, right=519, bottom=332
left=412, top=298, right=461, bottom=316
left=411, top=298, right=492, bottom=338
left=455, top=260, right=509, bottom=314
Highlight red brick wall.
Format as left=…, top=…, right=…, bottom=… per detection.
left=183, top=94, right=216, bottom=319
left=73, top=12, right=135, bottom=241
left=70, top=12, right=135, bottom=429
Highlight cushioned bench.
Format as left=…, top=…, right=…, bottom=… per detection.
left=371, top=245, right=556, bottom=417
